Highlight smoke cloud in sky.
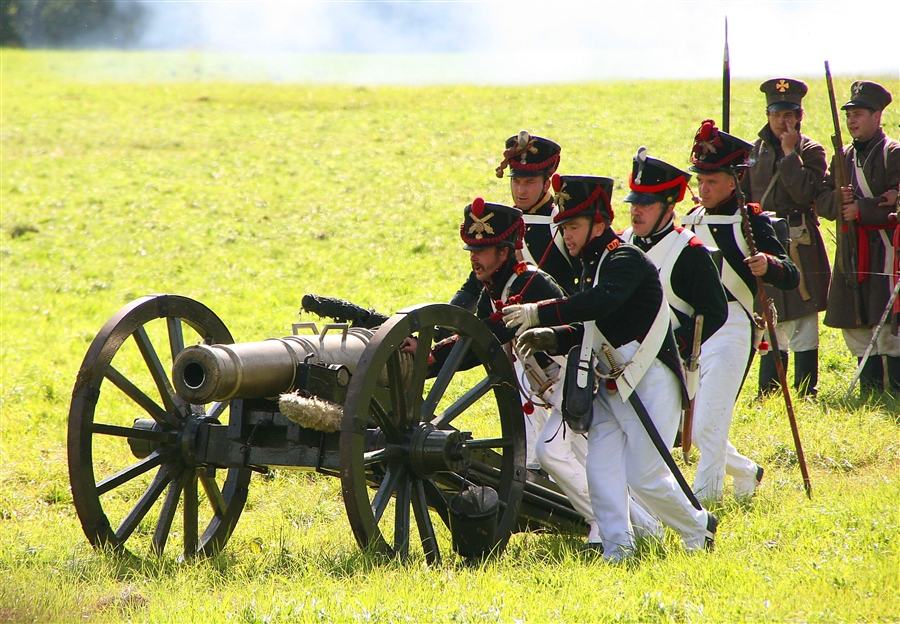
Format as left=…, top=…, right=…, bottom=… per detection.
left=112, top=1, right=900, bottom=84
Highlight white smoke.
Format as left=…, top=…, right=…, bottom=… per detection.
left=114, top=1, right=899, bottom=84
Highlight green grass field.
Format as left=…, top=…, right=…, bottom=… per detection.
left=1, top=50, right=899, bottom=623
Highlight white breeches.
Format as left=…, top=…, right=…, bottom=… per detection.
left=842, top=327, right=900, bottom=357
left=514, top=358, right=549, bottom=469
left=585, top=341, right=708, bottom=560
left=693, top=301, right=759, bottom=501
left=760, top=312, right=820, bottom=352
left=535, top=405, right=662, bottom=544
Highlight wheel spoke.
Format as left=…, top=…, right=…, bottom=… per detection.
left=133, top=326, right=187, bottom=420
left=183, top=470, right=199, bottom=557
left=421, top=478, right=451, bottom=527
left=105, top=366, right=180, bottom=430
left=412, top=478, right=441, bottom=565
left=386, top=351, right=409, bottom=431
left=92, top=422, right=172, bottom=444
left=371, top=462, right=405, bottom=523
left=199, top=469, right=226, bottom=517
left=96, top=448, right=178, bottom=496
left=393, top=473, right=411, bottom=559
left=465, top=437, right=512, bottom=450
left=370, top=399, right=403, bottom=443
left=422, top=336, right=472, bottom=420
left=432, top=374, right=499, bottom=429
left=363, top=445, right=405, bottom=467
left=115, top=462, right=181, bottom=543
left=166, top=316, right=185, bottom=363
left=408, top=325, right=434, bottom=423
left=152, top=473, right=185, bottom=555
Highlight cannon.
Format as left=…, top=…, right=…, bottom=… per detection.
left=68, top=294, right=586, bottom=564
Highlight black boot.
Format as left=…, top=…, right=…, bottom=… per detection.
left=793, top=349, right=819, bottom=397
left=887, top=356, right=900, bottom=396
left=757, top=350, right=788, bottom=397
left=859, top=355, right=885, bottom=398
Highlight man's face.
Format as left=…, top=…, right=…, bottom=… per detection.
left=630, top=201, right=672, bottom=238
left=767, top=109, right=799, bottom=138
left=696, top=172, right=736, bottom=208
left=561, top=216, right=604, bottom=257
left=845, top=107, right=881, bottom=141
left=469, top=246, right=508, bottom=281
left=510, top=175, right=549, bottom=210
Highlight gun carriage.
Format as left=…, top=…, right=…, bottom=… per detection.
left=68, top=294, right=586, bottom=564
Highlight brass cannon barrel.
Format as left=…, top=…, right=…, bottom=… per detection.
left=173, top=324, right=391, bottom=404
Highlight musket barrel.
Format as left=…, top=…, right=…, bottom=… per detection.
left=173, top=326, right=382, bottom=404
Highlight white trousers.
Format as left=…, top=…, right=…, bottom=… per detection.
left=761, top=312, right=820, bottom=353
left=693, top=301, right=759, bottom=501
left=586, top=341, right=708, bottom=560
left=535, top=405, right=662, bottom=543
left=514, top=358, right=549, bottom=469
left=842, top=327, right=900, bottom=357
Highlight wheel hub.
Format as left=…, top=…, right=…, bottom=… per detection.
left=408, top=423, right=469, bottom=478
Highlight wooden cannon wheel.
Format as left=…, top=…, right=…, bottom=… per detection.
left=340, top=303, right=526, bottom=564
left=68, top=295, right=251, bottom=559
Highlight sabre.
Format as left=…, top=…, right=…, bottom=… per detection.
left=681, top=314, right=704, bottom=464
left=735, top=171, right=812, bottom=499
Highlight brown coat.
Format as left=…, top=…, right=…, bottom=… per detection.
left=817, top=127, right=900, bottom=328
left=741, top=127, right=830, bottom=321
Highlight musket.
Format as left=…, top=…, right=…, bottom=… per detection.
left=825, top=61, right=863, bottom=325
left=734, top=171, right=812, bottom=499
left=681, top=314, right=704, bottom=464
left=722, top=18, right=730, bottom=133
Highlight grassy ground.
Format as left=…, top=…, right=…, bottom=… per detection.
left=1, top=50, right=899, bottom=622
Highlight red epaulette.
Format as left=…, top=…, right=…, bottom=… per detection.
left=607, top=239, right=621, bottom=251
left=748, top=202, right=763, bottom=215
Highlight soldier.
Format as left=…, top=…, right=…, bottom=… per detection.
left=740, top=78, right=830, bottom=397
left=410, top=197, right=661, bottom=546
left=818, top=81, right=900, bottom=395
left=446, top=132, right=570, bottom=470
left=448, top=131, right=575, bottom=309
left=619, top=149, right=728, bottom=382
left=681, top=120, right=800, bottom=501
left=503, top=175, right=716, bottom=561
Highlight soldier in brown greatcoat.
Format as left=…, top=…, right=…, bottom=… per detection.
left=818, top=81, right=900, bottom=395
left=741, top=78, right=830, bottom=397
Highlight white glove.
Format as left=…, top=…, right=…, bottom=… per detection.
left=516, top=328, right=558, bottom=361
left=502, top=302, right=540, bottom=336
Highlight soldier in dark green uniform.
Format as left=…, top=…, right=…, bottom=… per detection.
left=741, top=78, right=830, bottom=397
left=818, top=81, right=900, bottom=395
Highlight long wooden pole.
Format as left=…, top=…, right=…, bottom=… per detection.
left=735, top=172, right=812, bottom=499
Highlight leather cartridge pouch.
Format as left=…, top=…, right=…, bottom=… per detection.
left=562, top=345, right=596, bottom=434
